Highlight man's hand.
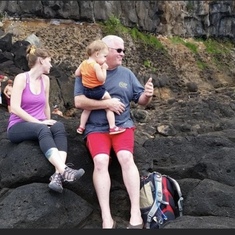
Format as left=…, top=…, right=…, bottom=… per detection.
left=144, top=77, right=154, bottom=98
left=108, top=98, right=125, bottom=115
left=138, top=77, right=154, bottom=106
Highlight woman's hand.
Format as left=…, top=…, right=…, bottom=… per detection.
left=41, top=119, right=57, bottom=126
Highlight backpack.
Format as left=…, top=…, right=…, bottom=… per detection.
left=140, top=171, right=184, bottom=229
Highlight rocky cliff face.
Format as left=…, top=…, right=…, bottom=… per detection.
left=0, top=1, right=235, bottom=229
left=0, top=1, right=235, bottom=39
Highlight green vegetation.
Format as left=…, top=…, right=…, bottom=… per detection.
left=169, top=36, right=234, bottom=70
left=170, top=36, right=198, bottom=53
left=0, top=11, right=7, bottom=21
left=170, top=36, right=233, bottom=56
left=143, top=60, right=151, bottom=68
left=0, top=13, right=4, bottom=21
left=186, top=1, right=195, bottom=12
left=102, top=15, right=129, bottom=37
left=129, top=27, right=164, bottom=50
left=184, top=41, right=198, bottom=54
left=196, top=60, right=207, bottom=70
left=143, top=60, right=156, bottom=73
left=101, top=15, right=234, bottom=72
left=101, top=15, right=164, bottom=72
left=200, top=38, right=233, bottom=54
left=102, top=15, right=164, bottom=50
left=196, top=38, right=234, bottom=69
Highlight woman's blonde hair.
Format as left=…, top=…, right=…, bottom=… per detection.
left=26, top=45, right=51, bottom=68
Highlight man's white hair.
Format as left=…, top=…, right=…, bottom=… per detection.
left=102, top=35, right=124, bottom=47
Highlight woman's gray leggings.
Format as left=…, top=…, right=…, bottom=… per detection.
left=7, top=121, right=67, bottom=156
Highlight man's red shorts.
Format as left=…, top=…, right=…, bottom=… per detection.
left=86, top=127, right=135, bottom=158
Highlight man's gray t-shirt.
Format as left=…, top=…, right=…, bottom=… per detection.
left=74, top=66, right=144, bottom=138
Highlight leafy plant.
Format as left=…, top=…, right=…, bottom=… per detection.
left=0, top=12, right=7, bottom=21
left=170, top=36, right=198, bottom=53
left=144, top=60, right=151, bottom=68
left=186, top=1, right=195, bottom=12
left=202, top=38, right=232, bottom=54
left=102, top=14, right=128, bottom=36
left=196, top=60, right=207, bottom=70
left=102, top=15, right=164, bottom=50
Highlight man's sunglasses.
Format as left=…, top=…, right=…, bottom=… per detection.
left=109, top=48, right=126, bottom=54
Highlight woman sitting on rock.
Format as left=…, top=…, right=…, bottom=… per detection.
left=7, top=45, right=85, bottom=193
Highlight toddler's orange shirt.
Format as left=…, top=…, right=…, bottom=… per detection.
left=80, top=60, right=104, bottom=88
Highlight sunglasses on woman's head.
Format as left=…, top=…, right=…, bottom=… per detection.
left=109, top=48, right=126, bottom=53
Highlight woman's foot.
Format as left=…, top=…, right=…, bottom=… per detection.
left=48, top=173, right=63, bottom=193
left=62, top=166, right=85, bottom=182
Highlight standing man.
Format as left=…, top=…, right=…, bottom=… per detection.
left=74, top=35, right=154, bottom=229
